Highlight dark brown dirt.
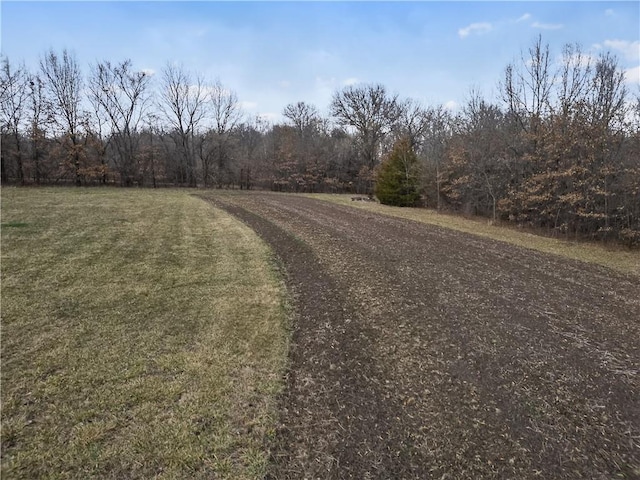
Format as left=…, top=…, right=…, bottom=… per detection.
left=202, top=192, right=640, bottom=480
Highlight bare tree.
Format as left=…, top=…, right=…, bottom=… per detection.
left=210, top=79, right=241, bottom=135
left=138, top=113, right=164, bottom=188
left=158, top=63, right=207, bottom=187
left=460, top=91, right=507, bottom=220
left=589, top=52, right=627, bottom=133
left=281, top=101, right=325, bottom=188
left=557, top=43, right=592, bottom=125
left=234, top=115, right=269, bottom=189
left=395, top=98, right=433, bottom=150
left=499, top=38, right=559, bottom=227
left=417, top=105, right=452, bottom=210
left=502, top=36, right=555, bottom=139
left=88, top=59, right=151, bottom=185
left=203, top=79, right=242, bottom=187
left=0, top=56, right=29, bottom=184
left=588, top=52, right=628, bottom=232
left=86, top=73, right=112, bottom=185
left=330, top=83, right=401, bottom=170
left=40, top=49, right=85, bottom=185
left=27, top=73, right=50, bottom=184
left=497, top=38, right=637, bottom=240
left=283, top=101, right=320, bottom=138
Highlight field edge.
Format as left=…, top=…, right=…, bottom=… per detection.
left=304, top=193, right=639, bottom=277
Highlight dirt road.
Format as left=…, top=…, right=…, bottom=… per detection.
left=204, top=192, right=639, bottom=479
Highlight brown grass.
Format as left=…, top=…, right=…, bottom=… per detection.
left=1, top=187, right=290, bottom=479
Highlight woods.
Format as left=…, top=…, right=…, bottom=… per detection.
left=1, top=38, right=639, bottom=244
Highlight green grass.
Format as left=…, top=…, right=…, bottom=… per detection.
left=1, top=187, right=290, bottom=479
left=305, top=194, right=640, bottom=277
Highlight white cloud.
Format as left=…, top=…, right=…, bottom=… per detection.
left=202, top=84, right=236, bottom=100
left=532, top=21, right=564, bottom=30
left=605, top=9, right=615, bottom=17
left=458, top=22, right=492, bottom=39
left=315, top=76, right=337, bottom=91
left=278, top=80, right=291, bottom=88
left=258, top=112, right=278, bottom=123
left=444, top=100, right=458, bottom=111
left=603, top=40, right=640, bottom=62
left=516, top=13, right=531, bottom=22
left=343, top=77, right=359, bottom=86
left=186, top=84, right=213, bottom=98
left=559, top=50, right=597, bottom=69
left=624, top=65, right=640, bottom=85
left=314, top=76, right=339, bottom=106
left=240, top=101, right=258, bottom=110
left=311, top=49, right=333, bottom=62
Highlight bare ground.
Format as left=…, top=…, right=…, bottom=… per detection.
left=202, top=192, right=640, bottom=480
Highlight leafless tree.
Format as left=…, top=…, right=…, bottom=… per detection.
left=40, top=49, right=84, bottom=185
left=27, top=72, right=50, bottom=184
left=502, top=36, right=555, bottom=138
left=88, top=59, right=151, bottom=185
left=210, top=79, right=241, bottom=135
left=395, top=98, right=433, bottom=150
left=203, top=79, right=242, bottom=187
left=589, top=52, right=627, bottom=133
left=138, top=112, right=164, bottom=188
left=417, top=105, right=452, bottom=210
left=331, top=83, right=401, bottom=170
left=233, top=115, right=270, bottom=189
left=556, top=43, right=592, bottom=125
left=0, top=56, right=29, bottom=184
left=158, top=63, right=207, bottom=187
left=588, top=52, right=629, bottom=231
left=281, top=101, right=325, bottom=187
left=86, top=73, right=112, bottom=184
left=461, top=91, right=507, bottom=220
left=497, top=38, right=638, bottom=240
left=283, top=101, right=320, bottom=138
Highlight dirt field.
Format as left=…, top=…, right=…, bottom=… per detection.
left=203, top=192, right=639, bottom=480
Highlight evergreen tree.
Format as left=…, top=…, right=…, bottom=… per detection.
left=375, top=137, right=421, bottom=207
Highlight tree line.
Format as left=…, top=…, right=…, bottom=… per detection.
left=1, top=37, right=638, bottom=245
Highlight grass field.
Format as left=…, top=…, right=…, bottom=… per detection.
left=2, top=188, right=636, bottom=478
left=306, top=193, right=640, bottom=277
left=1, top=188, right=289, bottom=479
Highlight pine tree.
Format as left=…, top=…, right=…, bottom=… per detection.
left=375, top=137, right=421, bottom=207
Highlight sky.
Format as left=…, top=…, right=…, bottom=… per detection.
left=1, top=1, right=639, bottom=123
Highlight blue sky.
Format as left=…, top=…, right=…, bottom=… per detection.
left=2, top=1, right=639, bottom=122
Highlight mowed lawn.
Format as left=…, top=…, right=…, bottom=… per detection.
left=1, top=188, right=289, bottom=479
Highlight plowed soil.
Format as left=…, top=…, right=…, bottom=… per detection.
left=203, top=192, right=640, bottom=480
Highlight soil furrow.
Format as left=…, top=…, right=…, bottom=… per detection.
left=204, top=192, right=640, bottom=479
